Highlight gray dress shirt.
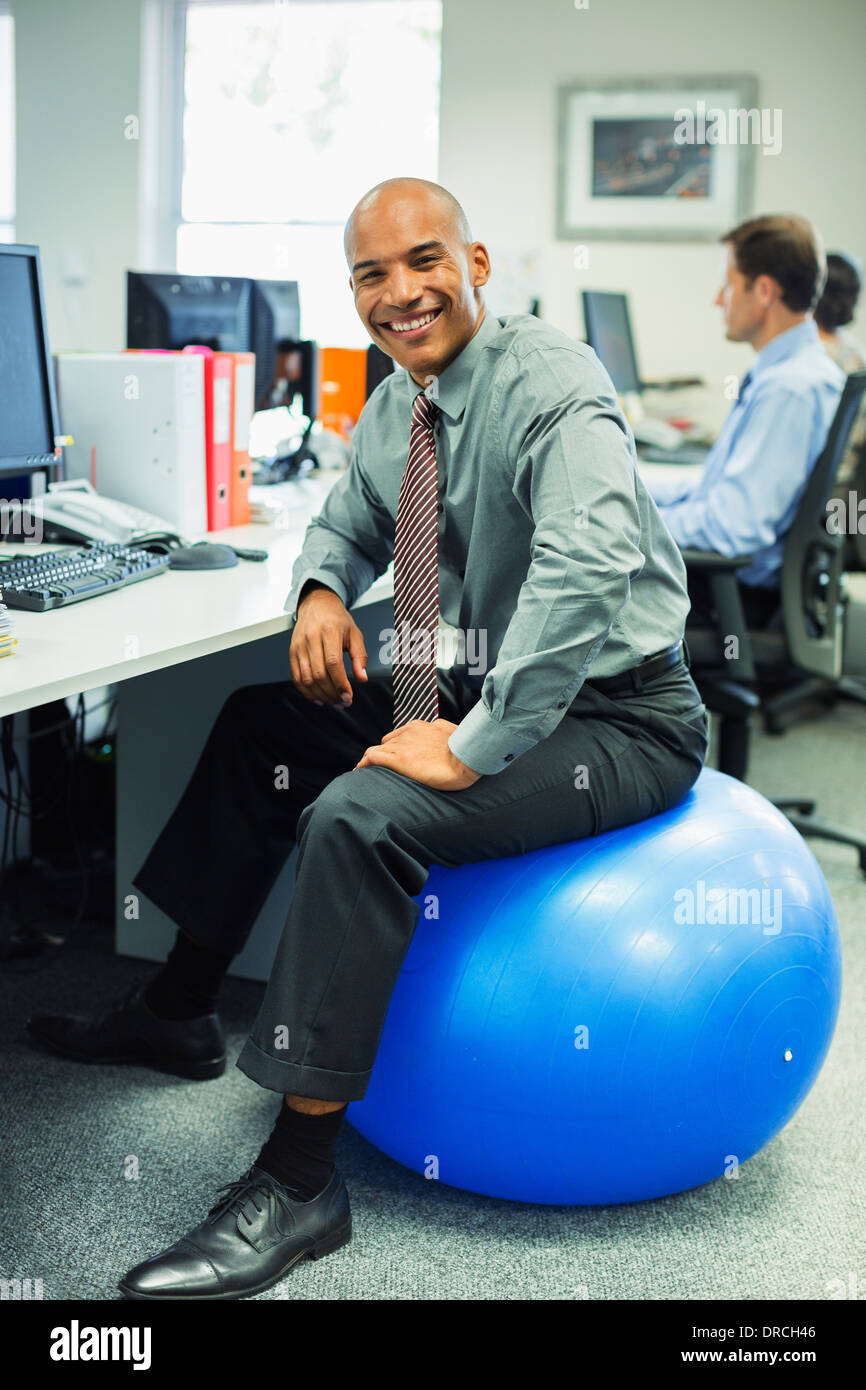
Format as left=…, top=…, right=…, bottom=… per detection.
left=284, top=311, right=690, bottom=776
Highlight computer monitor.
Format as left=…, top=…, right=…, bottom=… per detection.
left=582, top=290, right=642, bottom=396
left=126, top=270, right=317, bottom=420
left=249, top=279, right=301, bottom=409
left=0, top=244, right=61, bottom=475
left=365, top=344, right=394, bottom=399
left=262, top=338, right=320, bottom=426
left=126, top=271, right=253, bottom=354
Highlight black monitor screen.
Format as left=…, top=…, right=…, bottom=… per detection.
left=126, top=271, right=253, bottom=353
left=127, top=270, right=315, bottom=416
left=0, top=246, right=58, bottom=470
left=365, top=343, right=394, bottom=399
left=250, top=278, right=301, bottom=409
left=582, top=290, right=642, bottom=396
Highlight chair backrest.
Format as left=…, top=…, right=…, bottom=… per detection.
left=828, top=384, right=866, bottom=573
left=779, top=370, right=866, bottom=679
left=851, top=429, right=866, bottom=571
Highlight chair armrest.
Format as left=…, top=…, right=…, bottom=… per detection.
left=680, top=548, right=755, bottom=572
left=680, top=548, right=757, bottom=682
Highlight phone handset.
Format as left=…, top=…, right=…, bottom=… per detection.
left=35, top=481, right=181, bottom=546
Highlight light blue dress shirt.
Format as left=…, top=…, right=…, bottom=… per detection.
left=648, top=320, right=845, bottom=588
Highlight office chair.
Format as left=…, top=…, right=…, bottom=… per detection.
left=846, top=422, right=866, bottom=573
left=683, top=370, right=866, bottom=873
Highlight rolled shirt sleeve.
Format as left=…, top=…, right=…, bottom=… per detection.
left=447, top=347, right=649, bottom=776
left=656, top=386, right=816, bottom=563
left=646, top=467, right=697, bottom=508
left=283, top=411, right=395, bottom=624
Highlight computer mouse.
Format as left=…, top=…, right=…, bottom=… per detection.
left=168, top=543, right=239, bottom=570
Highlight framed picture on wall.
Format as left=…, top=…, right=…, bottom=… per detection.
left=556, top=76, right=759, bottom=242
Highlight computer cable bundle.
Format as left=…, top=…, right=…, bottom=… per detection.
left=0, top=692, right=115, bottom=965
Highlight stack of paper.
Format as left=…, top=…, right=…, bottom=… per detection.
left=0, top=589, right=17, bottom=658
left=248, top=473, right=345, bottom=527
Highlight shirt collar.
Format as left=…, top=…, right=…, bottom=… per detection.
left=401, top=310, right=500, bottom=421
left=750, top=318, right=819, bottom=379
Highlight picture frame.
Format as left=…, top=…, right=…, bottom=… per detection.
left=556, top=76, right=759, bottom=242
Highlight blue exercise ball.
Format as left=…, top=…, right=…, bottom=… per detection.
left=348, top=769, right=841, bottom=1205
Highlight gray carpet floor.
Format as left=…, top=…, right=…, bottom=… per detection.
left=1, top=701, right=864, bottom=1301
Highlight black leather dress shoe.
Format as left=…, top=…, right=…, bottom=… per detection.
left=25, top=984, right=226, bottom=1080
left=118, top=1166, right=351, bottom=1300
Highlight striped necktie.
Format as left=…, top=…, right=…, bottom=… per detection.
left=392, top=390, right=440, bottom=727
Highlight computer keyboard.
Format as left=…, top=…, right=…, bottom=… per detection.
left=630, top=416, right=685, bottom=451
left=638, top=443, right=711, bottom=467
left=0, top=540, right=170, bottom=611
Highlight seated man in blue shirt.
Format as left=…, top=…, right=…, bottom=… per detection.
left=648, top=214, right=845, bottom=629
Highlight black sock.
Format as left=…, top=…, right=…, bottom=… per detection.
left=255, top=1100, right=348, bottom=1201
left=143, top=930, right=233, bottom=1021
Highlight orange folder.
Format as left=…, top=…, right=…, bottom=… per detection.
left=318, top=348, right=368, bottom=440
left=182, top=346, right=232, bottom=532
left=218, top=351, right=255, bottom=526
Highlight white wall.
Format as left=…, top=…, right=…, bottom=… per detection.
left=438, top=0, right=866, bottom=391
left=13, top=0, right=142, bottom=353
left=11, top=0, right=866, bottom=389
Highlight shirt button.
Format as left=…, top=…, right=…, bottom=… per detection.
left=557, top=701, right=566, bottom=709
left=504, top=753, right=514, bottom=762
left=436, top=503, right=444, bottom=514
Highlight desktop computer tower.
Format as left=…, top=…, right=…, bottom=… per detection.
left=54, top=352, right=208, bottom=537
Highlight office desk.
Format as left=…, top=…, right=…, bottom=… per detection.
left=0, top=460, right=697, bottom=722
left=0, top=470, right=396, bottom=982
left=0, top=474, right=389, bottom=720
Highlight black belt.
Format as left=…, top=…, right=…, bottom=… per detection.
left=586, top=640, right=688, bottom=696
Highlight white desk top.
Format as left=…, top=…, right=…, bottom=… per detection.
left=0, top=460, right=705, bottom=718
left=0, top=472, right=392, bottom=718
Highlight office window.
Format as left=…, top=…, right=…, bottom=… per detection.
left=0, top=5, right=14, bottom=243
left=177, top=0, right=442, bottom=345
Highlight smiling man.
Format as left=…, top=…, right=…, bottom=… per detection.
left=352, top=182, right=478, bottom=378
left=29, top=178, right=708, bottom=1300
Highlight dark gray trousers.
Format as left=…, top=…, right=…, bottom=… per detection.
left=132, top=661, right=708, bottom=1100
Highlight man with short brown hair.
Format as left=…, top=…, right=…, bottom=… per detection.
left=648, top=213, right=845, bottom=628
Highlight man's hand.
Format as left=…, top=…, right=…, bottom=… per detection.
left=290, top=583, right=368, bottom=706
left=355, top=718, right=482, bottom=791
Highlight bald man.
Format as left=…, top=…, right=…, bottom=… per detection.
left=29, top=178, right=707, bottom=1299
